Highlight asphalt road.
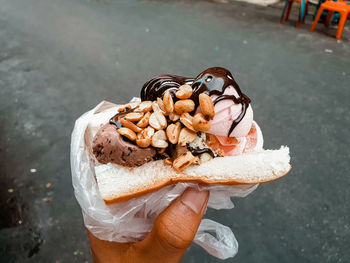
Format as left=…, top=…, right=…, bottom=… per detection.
left=0, top=0, right=349, bottom=262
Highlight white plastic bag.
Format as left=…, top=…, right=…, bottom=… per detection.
left=71, top=101, right=258, bottom=260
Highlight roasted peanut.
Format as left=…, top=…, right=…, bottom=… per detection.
left=174, top=99, right=195, bottom=114
left=157, top=97, right=166, bottom=112
left=152, top=101, right=165, bottom=114
left=118, top=104, right=132, bottom=113
left=192, top=113, right=211, bottom=132
left=139, top=126, right=155, bottom=139
left=136, top=138, right=151, bottom=148
left=144, top=126, right=155, bottom=138
left=117, top=127, right=137, bottom=141
left=149, top=111, right=167, bottom=130
left=163, top=91, right=174, bottom=113
left=166, top=122, right=181, bottom=144
left=180, top=112, right=195, bottom=131
left=136, top=127, right=154, bottom=148
left=120, top=118, right=142, bottom=133
left=178, top=127, right=197, bottom=146
left=199, top=93, right=215, bottom=119
left=176, top=84, right=193, bottom=99
left=169, top=112, right=180, bottom=121
left=136, top=111, right=151, bottom=128
left=172, top=151, right=196, bottom=172
left=157, top=148, right=166, bottom=154
left=152, top=130, right=168, bottom=148
left=125, top=112, right=144, bottom=122
left=164, top=158, right=173, bottom=165
left=136, top=101, right=153, bottom=112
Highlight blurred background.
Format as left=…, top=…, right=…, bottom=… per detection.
left=0, top=0, right=349, bottom=262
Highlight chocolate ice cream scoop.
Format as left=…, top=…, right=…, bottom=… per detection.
left=92, top=123, right=156, bottom=167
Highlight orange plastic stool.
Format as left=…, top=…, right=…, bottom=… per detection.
left=281, top=0, right=309, bottom=27
left=310, top=0, right=350, bottom=39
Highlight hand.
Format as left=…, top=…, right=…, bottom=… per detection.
left=88, top=188, right=210, bottom=263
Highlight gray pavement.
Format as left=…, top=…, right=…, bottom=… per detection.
left=0, top=0, right=349, bottom=262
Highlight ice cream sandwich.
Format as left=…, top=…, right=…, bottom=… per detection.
left=87, top=67, right=291, bottom=203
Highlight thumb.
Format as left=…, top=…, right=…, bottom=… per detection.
left=136, top=188, right=209, bottom=263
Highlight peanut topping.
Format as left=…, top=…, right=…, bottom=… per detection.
left=192, top=113, right=211, bottom=132
left=166, top=122, right=181, bottom=144
left=157, top=148, right=166, bottom=154
left=136, top=138, right=151, bottom=148
left=136, top=111, right=151, bottom=128
left=176, top=84, right=193, bottom=99
left=152, top=130, right=168, bottom=148
left=125, top=112, right=144, bottom=122
left=157, top=97, right=166, bottom=112
left=149, top=111, right=167, bottom=130
left=143, top=126, right=155, bottom=137
left=152, top=101, right=164, bottom=113
left=139, top=127, right=155, bottom=139
left=136, top=128, right=154, bottom=148
left=136, top=101, right=153, bottom=112
left=113, top=87, right=217, bottom=171
left=118, top=104, right=132, bottom=113
left=120, top=118, right=143, bottom=133
left=164, top=158, right=173, bottom=165
left=199, top=93, right=215, bottom=119
left=178, top=127, right=197, bottom=146
left=117, top=127, right=137, bottom=141
left=174, top=99, right=195, bottom=114
left=169, top=112, right=180, bottom=122
left=172, top=151, right=196, bottom=172
left=180, top=112, right=195, bottom=131
left=163, top=91, right=174, bottom=114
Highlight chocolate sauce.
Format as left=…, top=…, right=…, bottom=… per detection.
left=109, top=107, right=136, bottom=128
left=109, top=120, right=122, bottom=128
left=141, top=67, right=251, bottom=137
left=141, top=75, right=193, bottom=101
left=187, top=146, right=215, bottom=158
left=152, top=154, right=167, bottom=161
left=191, top=67, right=251, bottom=137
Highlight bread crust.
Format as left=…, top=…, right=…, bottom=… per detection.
left=86, top=102, right=291, bottom=205
left=104, top=166, right=291, bottom=204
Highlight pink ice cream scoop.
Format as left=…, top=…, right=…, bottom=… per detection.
left=207, top=85, right=254, bottom=138
left=214, top=121, right=264, bottom=156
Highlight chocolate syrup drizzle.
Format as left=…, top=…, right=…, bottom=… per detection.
left=109, top=107, right=135, bottom=128
left=141, top=75, right=193, bottom=102
left=141, top=67, right=251, bottom=137
left=187, top=146, right=215, bottom=158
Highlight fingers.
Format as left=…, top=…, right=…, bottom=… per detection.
left=135, top=188, right=209, bottom=263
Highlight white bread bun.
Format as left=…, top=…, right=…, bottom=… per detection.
left=86, top=103, right=291, bottom=204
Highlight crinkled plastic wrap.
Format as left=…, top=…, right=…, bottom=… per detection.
left=71, top=100, right=258, bottom=260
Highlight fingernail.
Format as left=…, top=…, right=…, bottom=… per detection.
left=181, top=188, right=209, bottom=214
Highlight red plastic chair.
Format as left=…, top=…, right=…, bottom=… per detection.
left=281, top=0, right=309, bottom=27
left=310, top=0, right=350, bottom=39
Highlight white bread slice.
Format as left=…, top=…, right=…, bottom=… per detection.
left=95, top=146, right=291, bottom=204
left=86, top=102, right=291, bottom=204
